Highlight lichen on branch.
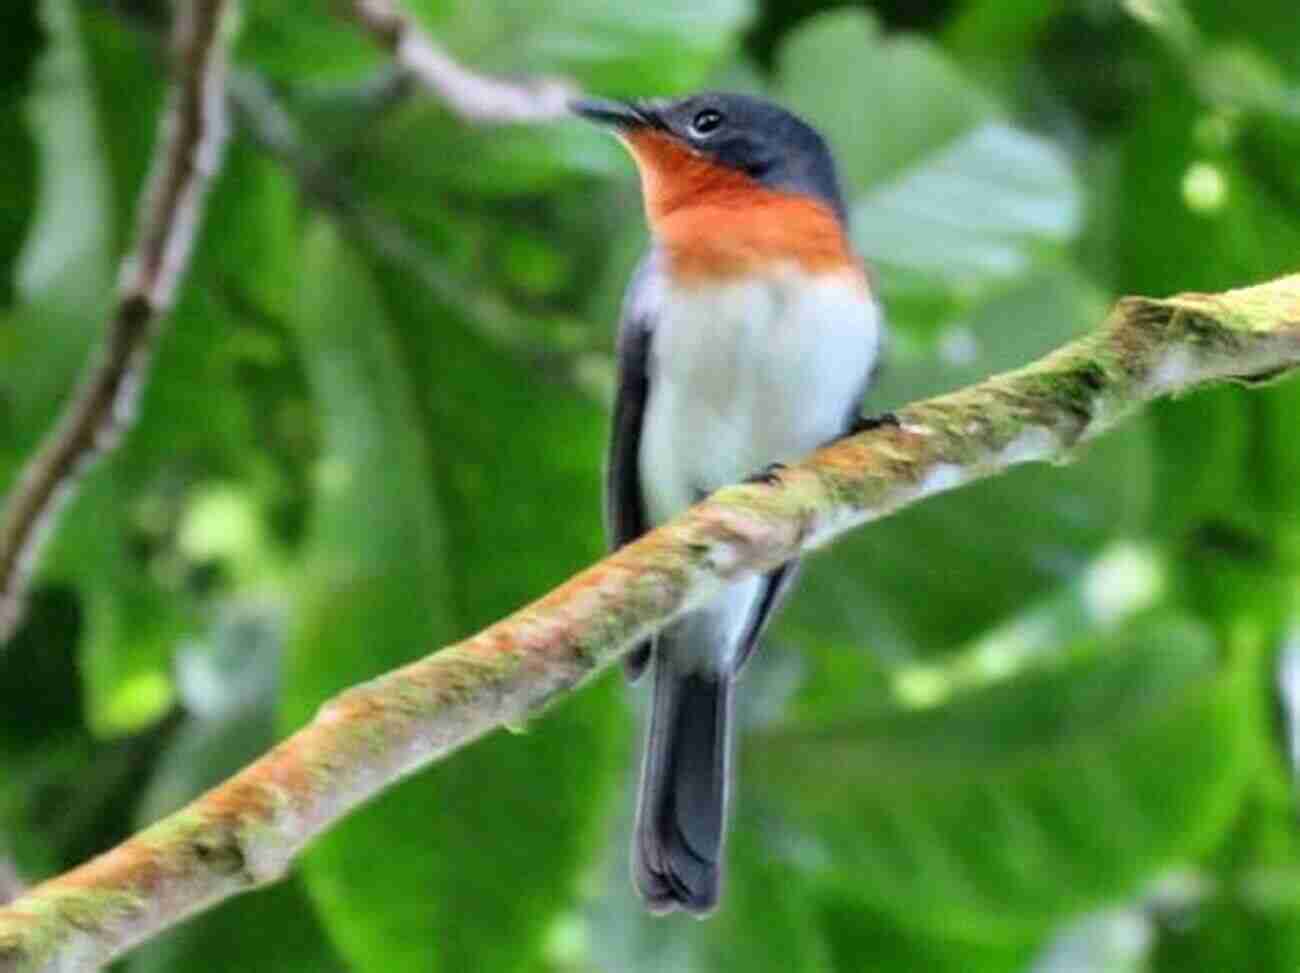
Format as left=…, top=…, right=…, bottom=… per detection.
left=2, top=273, right=1297, bottom=972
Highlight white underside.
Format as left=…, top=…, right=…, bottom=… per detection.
left=640, top=263, right=882, bottom=671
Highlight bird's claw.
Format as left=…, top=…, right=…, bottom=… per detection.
left=847, top=411, right=900, bottom=435
left=744, top=462, right=787, bottom=486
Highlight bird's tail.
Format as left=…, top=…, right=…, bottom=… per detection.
left=632, top=655, right=732, bottom=916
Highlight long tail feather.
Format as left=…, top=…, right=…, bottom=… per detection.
left=633, top=662, right=732, bottom=916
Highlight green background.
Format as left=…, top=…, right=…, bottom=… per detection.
left=3, top=0, right=1300, bottom=970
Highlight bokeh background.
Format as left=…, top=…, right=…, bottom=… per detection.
left=3, top=0, right=1300, bottom=970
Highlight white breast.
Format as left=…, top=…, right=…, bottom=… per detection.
left=638, top=264, right=882, bottom=526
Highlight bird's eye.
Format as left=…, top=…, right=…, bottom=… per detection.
left=690, top=109, right=724, bottom=137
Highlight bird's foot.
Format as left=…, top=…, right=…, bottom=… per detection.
left=846, top=411, right=900, bottom=436
left=744, top=462, right=787, bottom=486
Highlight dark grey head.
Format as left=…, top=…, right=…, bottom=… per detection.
left=573, top=92, right=848, bottom=223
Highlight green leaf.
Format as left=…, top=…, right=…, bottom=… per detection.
left=1144, top=387, right=1253, bottom=540
left=696, top=826, right=837, bottom=973
left=199, top=139, right=303, bottom=319
left=354, top=103, right=628, bottom=198
left=243, top=0, right=750, bottom=93
left=1153, top=897, right=1300, bottom=972
left=1183, top=0, right=1300, bottom=76
left=944, top=0, right=1066, bottom=82
left=72, top=561, right=186, bottom=735
left=1116, top=79, right=1300, bottom=298
left=367, top=269, right=612, bottom=629
left=774, top=10, right=1081, bottom=338
left=0, top=305, right=100, bottom=490
left=753, top=616, right=1256, bottom=943
left=13, top=0, right=112, bottom=311
left=818, top=894, right=1034, bottom=973
left=873, top=542, right=1167, bottom=716
left=281, top=222, right=624, bottom=973
left=237, top=0, right=380, bottom=84
left=75, top=2, right=164, bottom=256
left=1139, top=649, right=1300, bottom=970
left=422, top=0, right=756, bottom=94
left=852, top=123, right=1080, bottom=292
left=1251, top=382, right=1300, bottom=536
left=1144, top=711, right=1300, bottom=971
left=776, top=10, right=995, bottom=192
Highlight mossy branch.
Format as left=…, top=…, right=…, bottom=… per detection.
left=2, top=274, right=1299, bottom=971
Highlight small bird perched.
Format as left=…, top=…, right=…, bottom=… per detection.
left=574, top=93, right=885, bottom=915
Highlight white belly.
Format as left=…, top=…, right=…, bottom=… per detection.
left=639, top=266, right=882, bottom=526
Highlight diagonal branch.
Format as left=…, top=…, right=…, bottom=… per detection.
left=341, top=0, right=578, bottom=123
left=2, top=274, right=1300, bottom=970
left=225, top=71, right=593, bottom=391
left=0, top=0, right=233, bottom=645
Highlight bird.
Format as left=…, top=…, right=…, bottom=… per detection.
left=573, top=92, right=886, bottom=916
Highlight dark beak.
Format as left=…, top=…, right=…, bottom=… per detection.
left=570, top=97, right=654, bottom=131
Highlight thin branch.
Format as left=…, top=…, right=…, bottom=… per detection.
left=226, top=70, right=596, bottom=392
left=2, top=274, right=1298, bottom=971
left=341, top=0, right=578, bottom=123
left=0, top=0, right=232, bottom=644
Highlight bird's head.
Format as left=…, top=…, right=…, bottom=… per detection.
left=573, top=92, right=847, bottom=227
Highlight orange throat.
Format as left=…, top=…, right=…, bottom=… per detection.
left=624, top=129, right=861, bottom=283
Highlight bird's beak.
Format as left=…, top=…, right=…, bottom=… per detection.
left=570, top=97, right=655, bottom=131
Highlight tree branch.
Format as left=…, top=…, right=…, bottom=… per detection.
left=0, top=0, right=233, bottom=645
left=2, top=274, right=1299, bottom=970
left=225, top=70, right=598, bottom=393
left=340, top=0, right=578, bottom=123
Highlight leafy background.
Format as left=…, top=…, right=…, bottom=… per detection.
left=2, top=0, right=1300, bottom=970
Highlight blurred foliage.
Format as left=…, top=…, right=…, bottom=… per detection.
left=2, top=0, right=1300, bottom=970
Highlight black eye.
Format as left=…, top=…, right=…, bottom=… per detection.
left=690, top=109, right=724, bottom=137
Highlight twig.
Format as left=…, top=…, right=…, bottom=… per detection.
left=0, top=0, right=232, bottom=644
left=225, top=70, right=594, bottom=391
left=2, top=274, right=1298, bottom=971
left=341, top=0, right=578, bottom=123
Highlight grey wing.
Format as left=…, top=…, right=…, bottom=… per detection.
left=605, top=255, right=660, bottom=681
left=731, top=561, right=801, bottom=673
